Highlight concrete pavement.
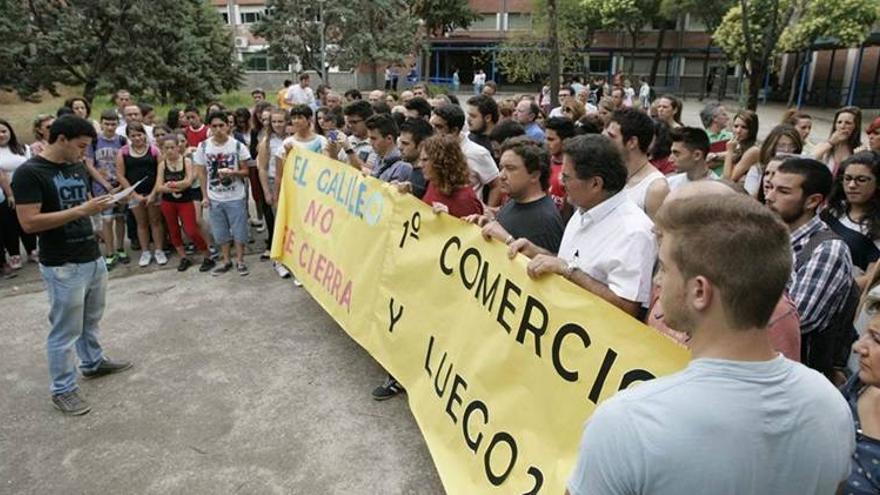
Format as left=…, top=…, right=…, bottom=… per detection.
left=0, top=251, right=444, bottom=494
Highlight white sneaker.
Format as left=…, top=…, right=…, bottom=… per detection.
left=274, top=262, right=291, bottom=279
left=154, top=250, right=168, bottom=265
left=293, top=277, right=303, bottom=287
left=138, top=251, right=152, bottom=267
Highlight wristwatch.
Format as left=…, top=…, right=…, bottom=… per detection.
left=564, top=260, right=579, bottom=279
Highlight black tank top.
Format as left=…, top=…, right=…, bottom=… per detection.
left=123, top=147, right=158, bottom=194
left=162, top=159, right=197, bottom=202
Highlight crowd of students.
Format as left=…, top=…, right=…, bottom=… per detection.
left=4, top=72, right=880, bottom=493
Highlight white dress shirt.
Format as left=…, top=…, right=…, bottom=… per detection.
left=459, top=134, right=499, bottom=202
left=557, top=192, right=657, bottom=305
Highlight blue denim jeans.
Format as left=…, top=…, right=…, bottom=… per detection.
left=208, top=198, right=249, bottom=245
left=39, top=258, right=107, bottom=395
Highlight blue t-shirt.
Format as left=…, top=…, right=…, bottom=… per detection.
left=842, top=375, right=880, bottom=494
left=85, top=134, right=125, bottom=195
left=568, top=355, right=854, bottom=495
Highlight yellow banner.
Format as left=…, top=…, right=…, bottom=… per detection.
left=271, top=148, right=690, bottom=494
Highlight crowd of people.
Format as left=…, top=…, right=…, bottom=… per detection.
left=3, top=70, right=880, bottom=494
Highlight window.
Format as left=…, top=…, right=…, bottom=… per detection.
left=468, top=14, right=498, bottom=31
left=240, top=11, right=262, bottom=24
left=242, top=51, right=288, bottom=72
left=220, top=12, right=229, bottom=24
left=507, top=13, right=531, bottom=31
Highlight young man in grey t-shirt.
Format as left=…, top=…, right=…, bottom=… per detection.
left=567, top=186, right=854, bottom=495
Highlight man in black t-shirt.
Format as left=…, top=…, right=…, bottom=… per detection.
left=466, top=136, right=564, bottom=253
left=13, top=116, right=133, bottom=416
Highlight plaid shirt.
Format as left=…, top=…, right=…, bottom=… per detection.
left=787, top=216, right=853, bottom=335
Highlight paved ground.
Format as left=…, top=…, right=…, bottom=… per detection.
left=0, top=242, right=444, bottom=494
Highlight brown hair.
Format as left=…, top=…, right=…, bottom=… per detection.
left=654, top=194, right=792, bottom=330
left=731, top=110, right=759, bottom=163
left=420, top=135, right=470, bottom=196
left=759, top=124, right=803, bottom=165
left=831, top=106, right=863, bottom=151
left=563, top=100, right=586, bottom=121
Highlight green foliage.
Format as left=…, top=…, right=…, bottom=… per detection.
left=778, top=0, right=880, bottom=52
left=410, top=0, right=481, bottom=36
left=497, top=0, right=603, bottom=82
left=585, top=0, right=661, bottom=37
left=661, top=0, right=733, bottom=32
left=255, top=0, right=418, bottom=77
left=336, top=0, right=419, bottom=70
left=0, top=0, right=242, bottom=104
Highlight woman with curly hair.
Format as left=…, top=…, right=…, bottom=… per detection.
left=822, top=151, right=880, bottom=287
left=419, top=135, right=483, bottom=218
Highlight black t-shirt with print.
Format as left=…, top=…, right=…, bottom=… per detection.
left=11, top=156, right=100, bottom=266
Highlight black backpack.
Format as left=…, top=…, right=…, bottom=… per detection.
left=794, top=229, right=860, bottom=377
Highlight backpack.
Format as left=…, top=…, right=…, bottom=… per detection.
left=794, top=229, right=860, bottom=377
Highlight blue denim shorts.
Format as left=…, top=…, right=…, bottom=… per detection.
left=208, top=198, right=249, bottom=244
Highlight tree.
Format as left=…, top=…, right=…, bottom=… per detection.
left=497, top=0, right=602, bottom=83
left=339, top=0, right=420, bottom=88
left=409, top=0, right=480, bottom=82
left=255, top=0, right=418, bottom=86
left=662, top=0, right=735, bottom=98
left=0, top=0, right=241, bottom=104
left=714, top=0, right=877, bottom=110
left=253, top=0, right=341, bottom=77
left=778, top=0, right=879, bottom=105
left=584, top=0, right=662, bottom=76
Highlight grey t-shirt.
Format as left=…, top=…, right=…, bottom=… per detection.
left=568, top=355, right=854, bottom=495
left=496, top=195, right=564, bottom=254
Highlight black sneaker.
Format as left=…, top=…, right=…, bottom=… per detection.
left=212, top=261, right=233, bottom=276
left=184, top=243, right=196, bottom=255
left=177, top=257, right=193, bottom=272
left=236, top=262, right=249, bottom=276
left=372, top=375, right=405, bottom=401
left=52, top=390, right=91, bottom=416
left=199, top=258, right=216, bottom=273
left=116, top=250, right=131, bottom=265
left=82, top=358, right=133, bottom=379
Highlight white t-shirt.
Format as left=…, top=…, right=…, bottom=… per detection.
left=275, top=134, right=328, bottom=172
left=568, top=355, right=854, bottom=495
left=624, top=169, right=666, bottom=213
left=286, top=84, right=315, bottom=106
left=0, top=145, right=30, bottom=176
left=558, top=192, right=656, bottom=305
left=460, top=135, right=499, bottom=202
left=666, top=169, right=719, bottom=192
left=193, top=137, right=252, bottom=202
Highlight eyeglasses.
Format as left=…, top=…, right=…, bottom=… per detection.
left=844, top=175, right=874, bottom=185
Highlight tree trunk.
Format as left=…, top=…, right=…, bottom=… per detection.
left=746, top=58, right=763, bottom=111
left=83, top=79, right=99, bottom=104
left=629, top=31, right=638, bottom=76
left=786, top=52, right=806, bottom=107
left=370, top=60, right=379, bottom=88
left=699, top=38, right=712, bottom=101
left=548, top=0, right=560, bottom=108
left=649, top=28, right=667, bottom=86
left=423, top=44, right=431, bottom=83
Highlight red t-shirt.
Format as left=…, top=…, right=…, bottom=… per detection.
left=422, top=183, right=483, bottom=218
left=548, top=155, right=566, bottom=211
left=185, top=124, right=209, bottom=148
left=651, top=156, right=676, bottom=175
